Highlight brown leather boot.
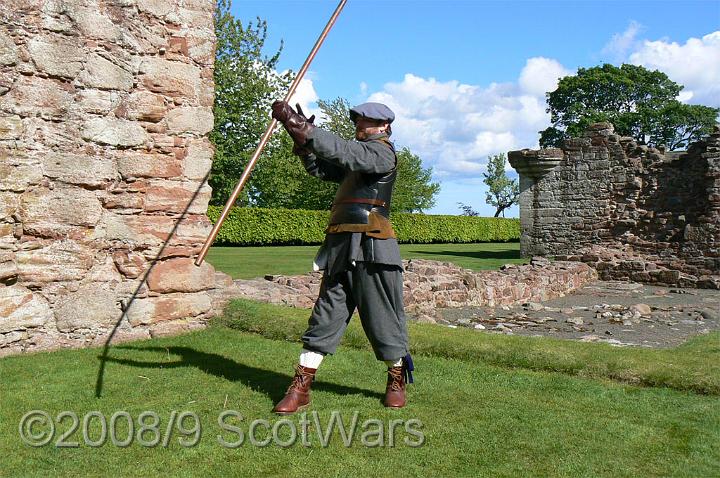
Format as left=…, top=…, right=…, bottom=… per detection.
left=384, top=365, right=406, bottom=409
left=272, top=365, right=317, bottom=415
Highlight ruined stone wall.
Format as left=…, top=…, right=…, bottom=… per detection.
left=221, top=258, right=598, bottom=324
left=0, top=0, right=226, bottom=355
left=509, top=123, right=720, bottom=288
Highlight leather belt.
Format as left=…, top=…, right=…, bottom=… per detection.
left=334, top=198, right=388, bottom=208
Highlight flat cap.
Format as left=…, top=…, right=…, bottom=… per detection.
left=349, top=102, right=395, bottom=124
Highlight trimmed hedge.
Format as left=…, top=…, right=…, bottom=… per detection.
left=207, top=206, right=520, bottom=245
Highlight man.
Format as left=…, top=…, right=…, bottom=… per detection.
left=270, top=100, right=413, bottom=414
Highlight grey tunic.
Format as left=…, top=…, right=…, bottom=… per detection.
left=302, top=128, right=403, bottom=276
left=299, top=128, right=408, bottom=360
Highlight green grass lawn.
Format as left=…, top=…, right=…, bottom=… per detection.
left=207, top=242, right=523, bottom=279
left=1, top=299, right=719, bottom=477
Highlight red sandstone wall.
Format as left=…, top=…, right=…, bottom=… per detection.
left=0, top=0, right=225, bottom=355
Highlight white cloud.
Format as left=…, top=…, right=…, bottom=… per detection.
left=365, top=57, right=571, bottom=180
left=518, top=57, right=572, bottom=97
left=628, top=31, right=720, bottom=107
left=287, top=77, right=320, bottom=120
left=601, top=21, right=643, bottom=61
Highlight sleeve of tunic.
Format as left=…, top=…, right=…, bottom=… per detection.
left=308, top=128, right=395, bottom=174
left=300, top=153, right=346, bottom=183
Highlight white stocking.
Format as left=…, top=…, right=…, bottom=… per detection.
left=299, top=349, right=324, bottom=369
left=384, top=358, right=403, bottom=368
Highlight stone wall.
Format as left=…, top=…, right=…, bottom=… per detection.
left=222, top=258, right=599, bottom=324
left=0, top=0, right=226, bottom=356
left=509, top=123, right=720, bottom=288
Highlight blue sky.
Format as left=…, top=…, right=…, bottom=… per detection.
left=232, top=0, right=720, bottom=217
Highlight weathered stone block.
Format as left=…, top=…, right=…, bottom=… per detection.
left=0, top=115, right=23, bottom=140
left=87, top=254, right=123, bottom=284
left=117, top=152, right=181, bottom=179
left=19, top=186, right=103, bottom=234
left=137, top=0, right=174, bottom=17
left=0, top=285, right=53, bottom=333
left=144, top=180, right=211, bottom=214
left=139, top=57, right=201, bottom=99
left=146, top=257, right=215, bottom=293
left=28, top=35, right=85, bottom=78
left=63, top=3, right=122, bottom=42
left=94, top=212, right=209, bottom=248
left=20, top=117, right=81, bottom=149
left=0, top=75, right=73, bottom=119
left=99, top=190, right=144, bottom=210
left=0, top=223, right=17, bottom=250
left=74, top=89, right=121, bottom=115
left=0, top=330, right=28, bottom=347
left=79, top=54, right=133, bottom=91
left=186, top=34, right=215, bottom=65
left=0, top=31, right=18, bottom=66
left=112, top=250, right=146, bottom=278
left=82, top=117, right=148, bottom=147
left=42, top=152, right=117, bottom=186
left=0, top=191, right=19, bottom=221
left=167, top=8, right=212, bottom=29
left=183, top=138, right=213, bottom=180
left=39, top=0, right=75, bottom=33
left=166, top=106, right=213, bottom=135
left=16, top=239, right=94, bottom=283
left=55, top=284, right=121, bottom=332
left=0, top=150, right=42, bottom=192
left=649, top=269, right=681, bottom=283
left=93, top=212, right=161, bottom=246
left=125, top=91, right=166, bottom=122
left=125, top=291, right=212, bottom=326
left=0, top=251, right=17, bottom=282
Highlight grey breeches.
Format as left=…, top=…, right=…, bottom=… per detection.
left=302, top=262, right=409, bottom=361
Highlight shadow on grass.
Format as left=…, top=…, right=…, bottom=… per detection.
left=103, top=345, right=384, bottom=403
left=406, top=249, right=522, bottom=260
left=94, top=170, right=213, bottom=398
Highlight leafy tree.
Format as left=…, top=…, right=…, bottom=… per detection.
left=646, top=102, right=719, bottom=150
left=210, top=0, right=291, bottom=205
left=250, top=130, right=341, bottom=211
left=540, top=63, right=718, bottom=150
left=247, top=132, right=306, bottom=209
left=317, top=98, right=355, bottom=139
left=483, top=153, right=518, bottom=218
left=457, top=202, right=479, bottom=216
left=393, top=148, right=440, bottom=213
left=315, top=97, right=440, bottom=213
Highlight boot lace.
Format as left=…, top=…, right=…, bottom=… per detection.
left=387, top=367, right=404, bottom=392
left=287, top=366, right=314, bottom=392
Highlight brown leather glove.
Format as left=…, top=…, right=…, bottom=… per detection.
left=271, top=100, right=315, bottom=148
left=295, top=103, right=315, bottom=125
left=292, top=104, right=315, bottom=156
